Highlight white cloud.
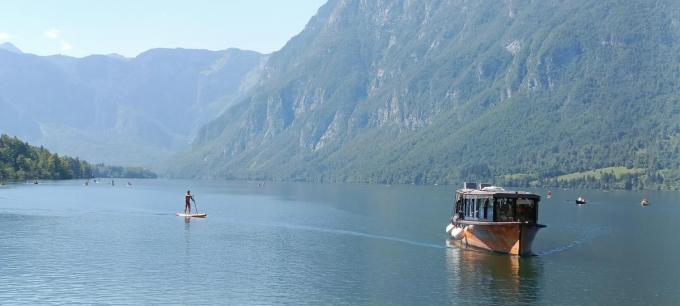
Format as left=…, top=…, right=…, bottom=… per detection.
left=44, top=28, right=61, bottom=40
left=60, top=40, right=72, bottom=52
left=0, top=32, right=11, bottom=41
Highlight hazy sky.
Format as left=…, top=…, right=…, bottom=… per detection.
left=0, top=0, right=327, bottom=57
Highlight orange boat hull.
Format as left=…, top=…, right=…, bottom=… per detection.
left=451, top=221, right=544, bottom=256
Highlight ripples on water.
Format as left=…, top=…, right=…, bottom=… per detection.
left=1, top=180, right=679, bottom=305
left=535, top=226, right=612, bottom=256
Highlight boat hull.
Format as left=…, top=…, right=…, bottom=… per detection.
left=449, top=221, right=544, bottom=256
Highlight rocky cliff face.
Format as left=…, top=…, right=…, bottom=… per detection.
left=170, top=0, right=680, bottom=183
left=0, top=48, right=264, bottom=167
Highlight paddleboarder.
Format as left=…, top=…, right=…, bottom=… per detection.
left=184, top=190, right=195, bottom=214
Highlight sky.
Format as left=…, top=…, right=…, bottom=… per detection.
left=0, top=0, right=327, bottom=57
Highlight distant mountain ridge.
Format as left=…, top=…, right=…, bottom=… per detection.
left=0, top=42, right=21, bottom=54
left=170, top=0, right=680, bottom=189
left=0, top=46, right=265, bottom=168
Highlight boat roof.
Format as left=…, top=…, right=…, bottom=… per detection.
left=456, top=188, right=540, bottom=199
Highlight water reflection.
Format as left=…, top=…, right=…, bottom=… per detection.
left=446, top=246, right=542, bottom=305
left=183, top=217, right=191, bottom=263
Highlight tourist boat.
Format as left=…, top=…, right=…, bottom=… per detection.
left=576, top=197, right=587, bottom=205
left=445, top=183, right=545, bottom=256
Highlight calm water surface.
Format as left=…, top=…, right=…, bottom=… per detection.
left=0, top=180, right=678, bottom=305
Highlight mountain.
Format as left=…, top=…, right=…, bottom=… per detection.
left=0, top=46, right=265, bottom=169
left=171, top=0, right=680, bottom=189
left=0, top=42, right=21, bottom=54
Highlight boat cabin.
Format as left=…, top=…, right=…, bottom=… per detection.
left=454, top=185, right=540, bottom=224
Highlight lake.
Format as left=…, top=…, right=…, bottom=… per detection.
left=0, top=179, right=678, bottom=305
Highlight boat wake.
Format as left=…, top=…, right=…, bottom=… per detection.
left=535, top=226, right=610, bottom=256
left=252, top=221, right=446, bottom=249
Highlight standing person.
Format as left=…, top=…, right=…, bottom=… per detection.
left=184, top=190, right=195, bottom=214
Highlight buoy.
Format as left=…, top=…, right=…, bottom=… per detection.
left=445, top=223, right=454, bottom=234
left=451, top=227, right=465, bottom=240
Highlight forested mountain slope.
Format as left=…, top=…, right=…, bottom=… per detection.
left=171, top=0, right=680, bottom=189
left=0, top=134, right=155, bottom=181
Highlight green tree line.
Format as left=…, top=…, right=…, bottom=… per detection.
left=0, top=134, right=156, bottom=181
left=92, top=164, right=156, bottom=179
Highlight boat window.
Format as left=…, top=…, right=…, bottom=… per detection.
left=494, top=198, right=516, bottom=222
left=462, top=198, right=481, bottom=220
left=471, top=199, right=475, bottom=219
left=473, top=199, right=478, bottom=219
left=483, top=198, right=491, bottom=220
left=463, top=198, right=469, bottom=217
left=479, top=199, right=485, bottom=219
left=458, top=196, right=500, bottom=221
left=516, top=198, right=537, bottom=223
left=464, top=198, right=469, bottom=217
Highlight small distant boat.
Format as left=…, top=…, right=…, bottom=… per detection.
left=576, top=197, right=587, bottom=205
left=641, top=198, right=650, bottom=206
left=547, top=191, right=552, bottom=199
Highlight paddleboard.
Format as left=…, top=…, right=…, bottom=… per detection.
left=176, top=213, right=207, bottom=218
